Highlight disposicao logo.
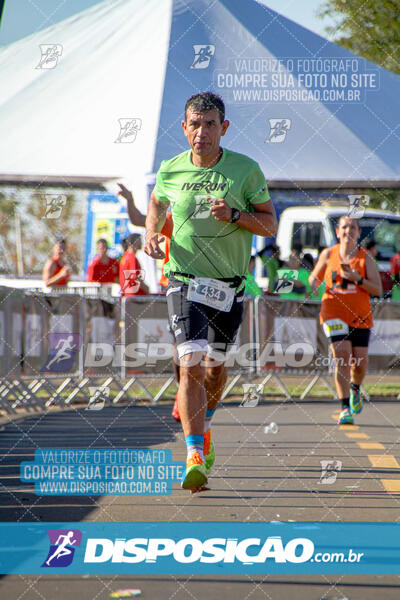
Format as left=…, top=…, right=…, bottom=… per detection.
left=42, top=529, right=82, bottom=567
left=83, top=536, right=314, bottom=565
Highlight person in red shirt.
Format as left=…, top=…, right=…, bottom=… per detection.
left=42, top=239, right=71, bottom=287
left=86, top=239, right=119, bottom=284
left=391, top=252, right=400, bottom=283
left=119, top=233, right=149, bottom=296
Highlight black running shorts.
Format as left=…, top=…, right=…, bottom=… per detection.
left=166, top=276, right=244, bottom=359
left=328, top=327, right=371, bottom=347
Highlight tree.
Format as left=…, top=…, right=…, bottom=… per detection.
left=0, top=192, right=18, bottom=273
left=25, top=191, right=84, bottom=275
left=318, top=0, right=400, bottom=75
left=365, top=189, right=400, bottom=213
left=0, top=187, right=85, bottom=276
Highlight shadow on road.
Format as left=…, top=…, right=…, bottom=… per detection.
left=0, top=404, right=180, bottom=522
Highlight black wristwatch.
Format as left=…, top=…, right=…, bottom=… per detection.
left=358, top=276, right=364, bottom=286
left=231, top=208, right=241, bottom=223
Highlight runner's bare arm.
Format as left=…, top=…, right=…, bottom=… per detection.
left=364, top=252, right=383, bottom=296
left=42, top=259, right=70, bottom=286
left=144, top=191, right=168, bottom=258
left=210, top=199, right=277, bottom=236
left=309, top=248, right=330, bottom=293
left=341, top=252, right=382, bottom=297
left=117, top=183, right=146, bottom=228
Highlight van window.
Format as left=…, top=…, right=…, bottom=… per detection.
left=292, top=222, right=326, bottom=249
left=329, top=215, right=400, bottom=260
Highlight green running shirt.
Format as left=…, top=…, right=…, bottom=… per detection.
left=154, top=148, right=270, bottom=281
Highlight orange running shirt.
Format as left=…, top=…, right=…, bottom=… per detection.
left=51, top=257, right=70, bottom=286
left=119, top=250, right=146, bottom=296
left=320, top=244, right=373, bottom=329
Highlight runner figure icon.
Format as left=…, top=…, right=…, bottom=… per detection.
left=46, top=335, right=75, bottom=369
left=45, top=531, right=77, bottom=566
left=190, top=45, right=215, bottom=69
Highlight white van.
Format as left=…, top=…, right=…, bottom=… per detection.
left=275, top=204, right=400, bottom=293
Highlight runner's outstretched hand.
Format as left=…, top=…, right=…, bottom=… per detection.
left=144, top=231, right=166, bottom=259
left=117, top=183, right=133, bottom=201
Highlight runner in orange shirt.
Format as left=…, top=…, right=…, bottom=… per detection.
left=42, top=239, right=71, bottom=287
left=119, top=233, right=149, bottom=296
left=118, top=183, right=172, bottom=290
left=309, top=216, right=382, bottom=424
left=118, top=184, right=180, bottom=419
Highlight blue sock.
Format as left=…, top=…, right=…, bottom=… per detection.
left=185, top=434, right=204, bottom=460
left=204, top=408, right=216, bottom=433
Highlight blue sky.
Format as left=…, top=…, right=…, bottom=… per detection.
left=0, top=0, right=336, bottom=47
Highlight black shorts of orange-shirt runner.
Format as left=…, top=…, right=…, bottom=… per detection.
left=328, top=327, right=371, bottom=347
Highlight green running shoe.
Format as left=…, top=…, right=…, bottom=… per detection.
left=181, top=452, right=207, bottom=491
left=350, top=386, right=363, bottom=414
left=338, top=407, right=354, bottom=425
left=203, top=430, right=215, bottom=475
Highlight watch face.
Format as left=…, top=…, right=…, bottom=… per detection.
left=232, top=209, right=240, bottom=222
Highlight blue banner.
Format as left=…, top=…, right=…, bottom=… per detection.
left=84, top=193, right=130, bottom=272
left=1, top=522, right=400, bottom=574
left=20, top=449, right=185, bottom=496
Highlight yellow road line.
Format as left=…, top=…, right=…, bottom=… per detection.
left=337, top=420, right=400, bottom=494
left=381, top=480, right=400, bottom=493
left=368, top=455, right=400, bottom=469
left=358, top=442, right=385, bottom=450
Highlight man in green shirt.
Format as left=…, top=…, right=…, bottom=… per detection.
left=145, top=92, right=277, bottom=492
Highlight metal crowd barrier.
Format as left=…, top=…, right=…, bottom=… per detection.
left=1, top=286, right=400, bottom=413
left=254, top=295, right=400, bottom=401
left=254, top=296, right=336, bottom=400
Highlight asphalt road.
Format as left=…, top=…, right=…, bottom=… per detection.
left=1, top=397, right=400, bottom=599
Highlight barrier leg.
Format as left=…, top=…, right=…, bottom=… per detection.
left=221, top=373, right=242, bottom=401
left=259, top=372, right=292, bottom=400
left=12, top=379, right=43, bottom=411
left=113, top=378, right=137, bottom=404
left=0, top=381, right=17, bottom=414
left=86, top=376, right=114, bottom=409
left=133, top=378, right=156, bottom=402
left=300, top=374, right=337, bottom=400
left=9, top=380, right=39, bottom=411
left=45, top=378, right=73, bottom=407
left=360, top=384, right=370, bottom=402
left=299, top=375, right=321, bottom=400
left=152, top=376, right=175, bottom=404
left=272, top=373, right=292, bottom=400
left=259, top=373, right=273, bottom=386
left=64, top=377, right=90, bottom=405
left=30, top=379, right=46, bottom=396
left=320, top=375, right=337, bottom=399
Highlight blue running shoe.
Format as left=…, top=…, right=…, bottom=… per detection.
left=350, top=386, right=363, bottom=414
left=338, top=407, right=354, bottom=425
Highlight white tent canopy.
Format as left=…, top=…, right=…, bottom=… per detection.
left=1, top=0, right=400, bottom=209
